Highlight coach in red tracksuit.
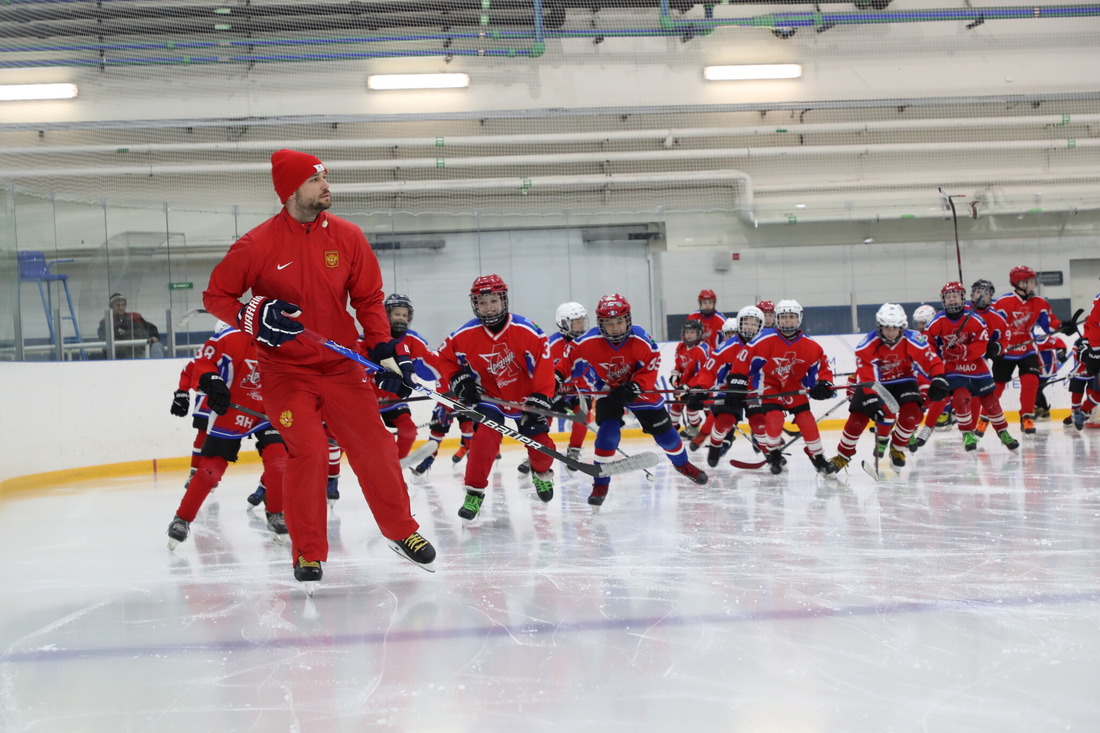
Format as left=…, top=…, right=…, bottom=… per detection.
left=203, top=149, right=435, bottom=586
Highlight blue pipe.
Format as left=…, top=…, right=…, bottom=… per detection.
left=2, top=4, right=1099, bottom=67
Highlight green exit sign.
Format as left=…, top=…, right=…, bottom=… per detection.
left=168, top=281, right=194, bottom=290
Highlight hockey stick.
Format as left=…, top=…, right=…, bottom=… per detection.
left=299, top=329, right=658, bottom=478
left=174, top=308, right=209, bottom=328
left=481, top=396, right=588, bottom=425
left=939, top=186, right=965, bottom=284
left=729, top=398, right=850, bottom=469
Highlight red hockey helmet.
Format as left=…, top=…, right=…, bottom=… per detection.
left=940, top=281, right=967, bottom=315
left=756, top=300, right=775, bottom=314
left=1009, top=265, right=1037, bottom=287
left=596, top=293, right=632, bottom=344
left=698, top=289, right=717, bottom=302
left=469, top=274, right=509, bottom=326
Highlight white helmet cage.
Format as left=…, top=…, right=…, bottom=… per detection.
left=736, top=305, right=765, bottom=340
left=554, top=301, right=588, bottom=338
left=774, top=299, right=803, bottom=335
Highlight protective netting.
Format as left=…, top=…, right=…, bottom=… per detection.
left=3, top=0, right=1100, bottom=356
left=2, top=0, right=1099, bottom=223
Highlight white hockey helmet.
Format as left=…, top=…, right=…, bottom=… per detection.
left=555, top=301, right=588, bottom=338
left=721, top=316, right=739, bottom=337
left=774, top=299, right=803, bottom=336
left=736, top=305, right=765, bottom=340
left=876, top=303, right=908, bottom=330
left=213, top=320, right=234, bottom=335
left=876, top=303, right=908, bottom=345
left=913, top=304, right=936, bottom=328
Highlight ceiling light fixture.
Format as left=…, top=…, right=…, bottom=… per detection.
left=703, top=64, right=802, bottom=81
left=367, top=73, right=470, bottom=90
left=0, top=83, right=78, bottom=101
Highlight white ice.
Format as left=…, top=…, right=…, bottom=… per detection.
left=2, top=422, right=1100, bottom=732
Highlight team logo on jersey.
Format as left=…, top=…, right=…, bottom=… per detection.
left=479, top=343, right=519, bottom=386
left=324, top=250, right=339, bottom=268
left=771, top=351, right=805, bottom=380
left=279, top=410, right=293, bottom=428
left=239, top=358, right=262, bottom=391
left=598, top=355, right=634, bottom=384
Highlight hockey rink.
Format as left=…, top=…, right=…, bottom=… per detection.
left=2, top=423, right=1099, bottom=732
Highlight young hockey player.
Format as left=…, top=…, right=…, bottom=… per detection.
left=668, top=319, right=709, bottom=439
left=696, top=305, right=766, bottom=468
left=547, top=301, right=592, bottom=471
left=756, top=300, right=777, bottom=330
left=924, top=282, right=1019, bottom=452
left=824, top=303, right=948, bottom=475
left=687, top=289, right=727, bottom=352
left=436, top=274, right=558, bottom=521
left=565, top=293, right=708, bottom=508
left=727, top=299, right=836, bottom=475
left=166, top=325, right=288, bottom=549
left=204, top=148, right=435, bottom=588
left=991, top=265, right=1067, bottom=434
left=966, top=279, right=1008, bottom=439
left=376, top=293, right=440, bottom=461
left=728, top=299, right=836, bottom=474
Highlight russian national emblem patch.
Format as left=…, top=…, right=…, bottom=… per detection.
left=324, top=250, right=339, bottom=268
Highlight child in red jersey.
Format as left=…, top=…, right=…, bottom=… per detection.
left=668, top=319, right=710, bottom=440
left=436, top=275, right=559, bottom=521
left=563, top=294, right=708, bottom=509
left=924, top=282, right=1019, bottom=452
left=686, top=288, right=727, bottom=352
left=165, top=325, right=288, bottom=549
left=727, top=299, right=836, bottom=474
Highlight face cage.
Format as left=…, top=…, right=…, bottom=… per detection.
left=942, top=291, right=966, bottom=315
left=562, top=317, right=588, bottom=339
left=598, top=314, right=632, bottom=344
left=739, top=317, right=762, bottom=341
left=682, top=327, right=702, bottom=346
left=971, top=288, right=993, bottom=308
left=776, top=312, right=801, bottom=336
left=470, top=292, right=509, bottom=327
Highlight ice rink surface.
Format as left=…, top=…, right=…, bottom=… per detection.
left=3, top=421, right=1100, bottom=733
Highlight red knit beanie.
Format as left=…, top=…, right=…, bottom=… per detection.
left=271, top=149, right=327, bottom=203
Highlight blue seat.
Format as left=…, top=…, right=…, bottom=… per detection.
left=17, top=250, right=86, bottom=359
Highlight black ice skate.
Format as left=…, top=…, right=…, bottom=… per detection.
left=166, top=516, right=190, bottom=550
left=389, top=531, right=437, bottom=572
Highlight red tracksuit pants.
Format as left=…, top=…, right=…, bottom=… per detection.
left=262, top=363, right=419, bottom=565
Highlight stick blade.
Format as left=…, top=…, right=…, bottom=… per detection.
left=869, top=381, right=901, bottom=415
left=595, top=451, right=660, bottom=477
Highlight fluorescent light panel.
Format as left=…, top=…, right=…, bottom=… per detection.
left=0, top=83, right=78, bottom=101
left=704, top=64, right=802, bottom=81
left=367, top=73, right=470, bottom=90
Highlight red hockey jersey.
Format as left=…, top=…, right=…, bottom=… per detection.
left=686, top=310, right=727, bottom=352
left=564, top=325, right=664, bottom=407
left=992, top=291, right=1060, bottom=359
left=671, top=341, right=709, bottom=388
left=924, top=311, right=991, bottom=377
left=436, top=314, right=555, bottom=403
left=735, top=330, right=834, bottom=404
left=852, top=329, right=944, bottom=384
left=190, top=328, right=270, bottom=439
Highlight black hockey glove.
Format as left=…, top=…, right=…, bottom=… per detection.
left=984, top=340, right=1002, bottom=359
left=367, top=339, right=416, bottom=399
left=857, top=389, right=884, bottom=420
left=520, top=392, right=554, bottom=431
left=449, top=372, right=481, bottom=404
left=198, top=372, right=230, bottom=415
left=1055, top=347, right=1068, bottom=363
left=683, top=390, right=706, bottom=412
left=1059, top=309, right=1083, bottom=336
left=669, top=370, right=683, bottom=389
left=608, top=381, right=642, bottom=406
left=1087, top=347, right=1100, bottom=377
left=723, top=374, right=749, bottom=407
left=170, top=389, right=190, bottom=417
left=809, top=380, right=836, bottom=400
left=238, top=296, right=303, bottom=347
left=927, top=375, right=950, bottom=403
